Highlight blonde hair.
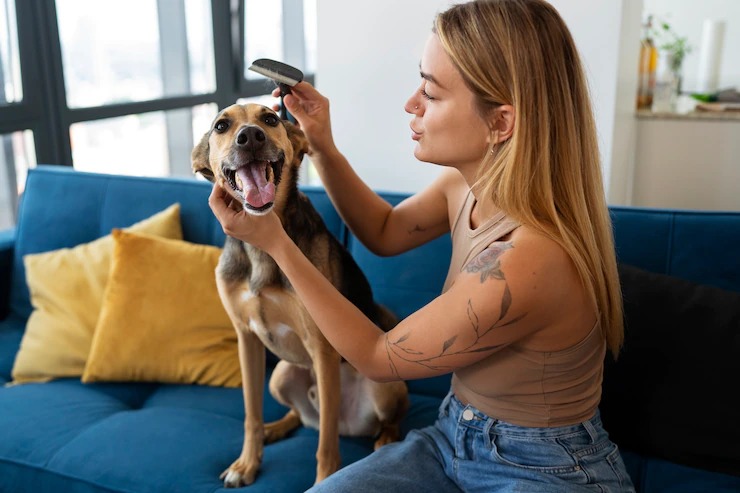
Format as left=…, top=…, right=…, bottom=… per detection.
left=435, top=0, right=623, bottom=358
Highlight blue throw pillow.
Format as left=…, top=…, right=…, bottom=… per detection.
left=601, top=264, right=740, bottom=478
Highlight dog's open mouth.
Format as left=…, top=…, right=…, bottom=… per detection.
left=224, top=159, right=281, bottom=213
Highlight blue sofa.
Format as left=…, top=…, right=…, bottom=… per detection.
left=1, top=165, right=739, bottom=492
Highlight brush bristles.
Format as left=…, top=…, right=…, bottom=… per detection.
left=248, top=65, right=300, bottom=87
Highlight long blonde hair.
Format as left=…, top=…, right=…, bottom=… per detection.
left=435, top=0, right=623, bottom=358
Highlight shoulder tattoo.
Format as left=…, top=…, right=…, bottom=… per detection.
left=464, top=241, right=513, bottom=283
left=383, top=241, right=528, bottom=378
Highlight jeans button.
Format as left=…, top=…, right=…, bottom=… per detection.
left=462, top=409, right=475, bottom=421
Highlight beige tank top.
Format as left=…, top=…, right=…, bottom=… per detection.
left=443, top=191, right=605, bottom=427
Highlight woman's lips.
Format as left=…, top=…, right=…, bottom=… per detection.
left=410, top=127, right=422, bottom=141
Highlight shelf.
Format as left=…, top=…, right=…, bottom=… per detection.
left=636, top=109, right=740, bottom=122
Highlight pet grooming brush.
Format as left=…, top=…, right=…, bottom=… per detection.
left=248, top=58, right=304, bottom=120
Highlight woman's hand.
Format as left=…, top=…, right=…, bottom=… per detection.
left=272, top=81, right=336, bottom=158
left=208, top=184, right=287, bottom=254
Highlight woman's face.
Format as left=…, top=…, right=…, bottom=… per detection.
left=405, top=34, right=492, bottom=174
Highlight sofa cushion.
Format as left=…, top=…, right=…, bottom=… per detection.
left=639, top=456, right=740, bottom=493
left=82, top=230, right=240, bottom=387
left=601, top=264, right=740, bottom=477
left=0, top=376, right=443, bottom=493
left=11, top=204, right=183, bottom=384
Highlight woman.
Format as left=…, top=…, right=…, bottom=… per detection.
left=209, top=0, right=635, bottom=491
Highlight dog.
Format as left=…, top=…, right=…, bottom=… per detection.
left=192, top=103, right=409, bottom=487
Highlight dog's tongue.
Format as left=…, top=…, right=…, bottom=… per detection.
left=237, top=163, right=275, bottom=208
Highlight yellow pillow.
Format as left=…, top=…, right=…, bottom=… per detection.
left=11, top=204, right=183, bottom=384
left=82, top=230, right=240, bottom=387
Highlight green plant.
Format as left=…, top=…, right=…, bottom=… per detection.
left=650, top=18, right=692, bottom=74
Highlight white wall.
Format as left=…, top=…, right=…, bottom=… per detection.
left=644, top=0, right=740, bottom=93
left=632, top=118, right=740, bottom=210
left=315, top=0, right=454, bottom=193
left=549, top=0, right=642, bottom=204
left=316, top=0, right=642, bottom=205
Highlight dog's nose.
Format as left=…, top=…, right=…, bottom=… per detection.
left=235, top=125, right=266, bottom=150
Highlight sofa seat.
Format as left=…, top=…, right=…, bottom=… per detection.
left=0, top=373, right=443, bottom=492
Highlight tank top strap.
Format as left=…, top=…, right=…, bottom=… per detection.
left=450, top=189, right=475, bottom=239
left=443, top=191, right=520, bottom=293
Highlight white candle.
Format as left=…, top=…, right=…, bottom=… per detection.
left=695, top=19, right=726, bottom=94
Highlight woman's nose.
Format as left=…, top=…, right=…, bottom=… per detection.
left=404, top=94, right=421, bottom=114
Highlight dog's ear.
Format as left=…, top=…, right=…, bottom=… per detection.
left=191, top=131, right=215, bottom=182
left=285, top=121, right=309, bottom=165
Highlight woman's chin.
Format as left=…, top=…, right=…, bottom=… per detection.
left=413, top=146, right=429, bottom=162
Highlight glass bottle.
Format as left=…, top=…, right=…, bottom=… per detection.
left=636, top=15, right=658, bottom=110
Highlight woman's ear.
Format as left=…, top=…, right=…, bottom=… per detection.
left=489, top=105, right=515, bottom=144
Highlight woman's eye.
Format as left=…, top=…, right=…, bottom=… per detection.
left=214, top=120, right=230, bottom=133
left=264, top=114, right=279, bottom=126
left=421, top=87, right=434, bottom=101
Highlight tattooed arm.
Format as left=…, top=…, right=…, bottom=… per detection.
left=249, top=200, right=576, bottom=381
left=379, top=239, right=540, bottom=381
left=323, top=167, right=460, bottom=257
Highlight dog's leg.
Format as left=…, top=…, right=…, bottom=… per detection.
left=366, top=303, right=409, bottom=449
left=221, top=329, right=266, bottom=488
left=265, top=360, right=311, bottom=443
left=370, top=380, right=410, bottom=450
left=312, top=344, right=342, bottom=484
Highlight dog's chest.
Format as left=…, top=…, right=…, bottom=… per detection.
left=247, top=289, right=313, bottom=368
left=247, top=248, right=284, bottom=292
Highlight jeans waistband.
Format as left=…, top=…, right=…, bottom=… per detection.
left=441, top=392, right=603, bottom=441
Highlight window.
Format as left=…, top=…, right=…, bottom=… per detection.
left=0, top=0, right=22, bottom=105
left=0, top=0, right=317, bottom=228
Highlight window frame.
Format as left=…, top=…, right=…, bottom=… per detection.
left=0, top=0, right=314, bottom=221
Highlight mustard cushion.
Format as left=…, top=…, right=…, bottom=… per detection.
left=82, top=230, right=240, bottom=387
left=11, top=204, right=183, bottom=384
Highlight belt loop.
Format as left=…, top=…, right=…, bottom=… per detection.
left=582, top=418, right=599, bottom=444
left=439, top=391, right=453, bottom=417
left=482, top=418, right=495, bottom=450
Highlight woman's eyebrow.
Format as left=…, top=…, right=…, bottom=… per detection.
left=419, top=63, right=442, bottom=88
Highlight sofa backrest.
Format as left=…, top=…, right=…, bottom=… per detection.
left=8, top=166, right=344, bottom=320
left=347, top=192, right=452, bottom=320
left=610, top=206, right=740, bottom=292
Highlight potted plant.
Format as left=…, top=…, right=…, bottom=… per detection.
left=648, top=17, right=691, bottom=111
left=651, top=18, right=691, bottom=93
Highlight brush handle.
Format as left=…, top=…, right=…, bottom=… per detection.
left=278, top=83, right=292, bottom=120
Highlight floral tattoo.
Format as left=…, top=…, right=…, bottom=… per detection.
left=385, top=242, right=525, bottom=378
left=464, top=241, right=513, bottom=282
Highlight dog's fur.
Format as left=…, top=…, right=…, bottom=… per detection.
left=192, top=103, right=409, bottom=487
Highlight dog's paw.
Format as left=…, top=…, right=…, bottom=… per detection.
left=264, top=409, right=301, bottom=444
left=219, top=459, right=260, bottom=488
left=373, top=425, right=401, bottom=450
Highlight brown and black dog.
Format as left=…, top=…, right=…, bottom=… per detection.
left=192, top=103, right=409, bottom=487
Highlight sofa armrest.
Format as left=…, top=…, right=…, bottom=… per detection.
left=0, top=228, right=15, bottom=321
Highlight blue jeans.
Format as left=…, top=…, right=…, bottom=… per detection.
left=307, top=392, right=635, bottom=492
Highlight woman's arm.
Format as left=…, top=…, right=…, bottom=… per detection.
left=281, top=82, right=452, bottom=256
left=210, top=184, right=564, bottom=382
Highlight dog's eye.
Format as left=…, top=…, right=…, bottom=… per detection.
left=214, top=120, right=230, bottom=133
left=263, top=114, right=279, bottom=127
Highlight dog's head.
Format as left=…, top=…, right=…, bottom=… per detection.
left=192, top=103, right=308, bottom=216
